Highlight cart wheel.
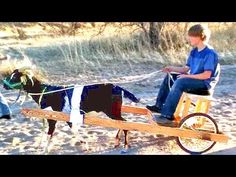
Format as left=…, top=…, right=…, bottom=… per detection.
left=176, top=113, right=219, bottom=155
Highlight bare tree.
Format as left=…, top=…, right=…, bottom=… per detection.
left=41, top=22, right=82, bottom=35
left=149, top=22, right=164, bottom=49
left=134, top=22, right=165, bottom=49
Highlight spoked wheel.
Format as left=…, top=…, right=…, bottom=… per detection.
left=176, top=113, right=219, bottom=155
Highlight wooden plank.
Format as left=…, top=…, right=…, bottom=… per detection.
left=84, top=117, right=228, bottom=143
left=147, top=110, right=156, bottom=124
left=194, top=98, right=203, bottom=113
left=121, top=105, right=156, bottom=124
left=204, top=100, right=211, bottom=113
left=174, top=93, right=185, bottom=119
left=121, top=105, right=148, bottom=115
left=21, top=108, right=69, bottom=122
left=21, top=108, right=229, bottom=143
left=183, top=97, right=191, bottom=118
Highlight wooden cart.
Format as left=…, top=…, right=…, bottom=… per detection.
left=21, top=92, right=229, bottom=154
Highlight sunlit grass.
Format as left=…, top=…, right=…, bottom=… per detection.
left=0, top=22, right=235, bottom=78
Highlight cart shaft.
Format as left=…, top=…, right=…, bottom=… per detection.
left=21, top=107, right=228, bottom=143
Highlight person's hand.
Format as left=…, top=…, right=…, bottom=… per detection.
left=177, top=74, right=190, bottom=79
left=162, top=66, right=173, bottom=73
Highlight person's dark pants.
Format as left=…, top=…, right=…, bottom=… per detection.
left=155, top=73, right=208, bottom=119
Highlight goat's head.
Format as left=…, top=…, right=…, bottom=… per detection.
left=3, top=67, right=35, bottom=90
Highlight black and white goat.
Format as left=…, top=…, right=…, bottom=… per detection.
left=3, top=68, right=140, bottom=151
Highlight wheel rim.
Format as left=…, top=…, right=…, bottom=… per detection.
left=178, top=113, right=218, bottom=154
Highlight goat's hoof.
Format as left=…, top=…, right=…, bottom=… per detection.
left=124, top=145, right=130, bottom=150
left=120, top=145, right=130, bottom=154
left=114, top=144, right=120, bottom=148
left=114, top=138, right=120, bottom=148
left=120, top=150, right=128, bottom=154
left=114, top=141, right=120, bottom=148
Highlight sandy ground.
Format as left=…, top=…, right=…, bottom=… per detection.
left=0, top=62, right=236, bottom=155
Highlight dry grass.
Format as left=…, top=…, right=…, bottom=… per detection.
left=0, top=22, right=235, bottom=77
left=0, top=55, right=48, bottom=82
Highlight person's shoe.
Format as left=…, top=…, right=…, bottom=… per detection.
left=146, top=105, right=161, bottom=113
left=0, top=114, right=11, bottom=120
left=153, top=115, right=176, bottom=126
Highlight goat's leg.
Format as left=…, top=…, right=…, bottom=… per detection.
left=118, top=116, right=130, bottom=150
left=113, top=118, right=130, bottom=150
left=110, top=95, right=126, bottom=149
left=43, top=134, right=53, bottom=154
left=69, top=122, right=89, bottom=151
left=66, top=121, right=72, bottom=128
left=114, top=129, right=122, bottom=148
left=38, top=119, right=57, bottom=154
left=123, top=130, right=130, bottom=150
left=47, top=119, right=57, bottom=135
left=37, top=131, right=53, bottom=154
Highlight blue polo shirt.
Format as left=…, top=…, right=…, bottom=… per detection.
left=186, top=45, right=220, bottom=89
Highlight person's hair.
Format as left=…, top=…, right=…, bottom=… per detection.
left=188, top=24, right=211, bottom=42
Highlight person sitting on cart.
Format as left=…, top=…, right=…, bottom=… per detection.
left=146, top=24, right=220, bottom=124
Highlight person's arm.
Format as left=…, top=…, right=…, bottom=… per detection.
left=177, top=71, right=212, bottom=80
left=162, top=50, right=192, bottom=74
left=162, top=66, right=190, bottom=74
left=178, top=52, right=217, bottom=80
